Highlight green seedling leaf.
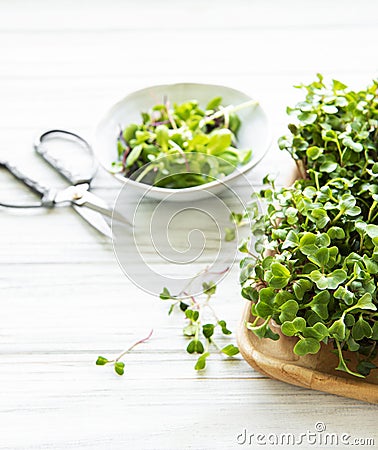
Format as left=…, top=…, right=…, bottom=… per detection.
left=302, top=323, right=329, bottom=340
left=96, top=356, right=109, bottom=366
left=328, top=318, right=346, bottom=341
left=202, top=281, right=216, bottom=296
left=299, top=232, right=318, bottom=255
left=308, top=247, right=330, bottom=268
left=225, top=227, right=236, bottom=241
left=334, top=286, right=354, bottom=305
left=202, top=324, right=215, bottom=339
left=195, top=352, right=210, bottom=370
left=306, top=291, right=330, bottom=320
left=293, top=279, right=313, bottom=301
left=348, top=293, right=376, bottom=312
left=160, top=287, right=172, bottom=300
left=114, top=362, right=125, bottom=376
left=294, top=338, right=321, bottom=356
left=218, top=320, right=232, bottom=335
left=187, top=339, right=205, bottom=354
left=279, top=300, right=299, bottom=323
left=281, top=317, right=306, bottom=336
left=352, top=316, right=372, bottom=340
left=327, top=226, right=345, bottom=240
left=266, top=262, right=291, bottom=289
left=221, top=344, right=240, bottom=357
left=282, top=230, right=300, bottom=249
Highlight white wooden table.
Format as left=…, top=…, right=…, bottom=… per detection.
left=0, top=1, right=377, bottom=448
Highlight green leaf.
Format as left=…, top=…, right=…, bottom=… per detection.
left=246, top=318, right=279, bottom=340
left=294, top=338, right=321, bottom=356
left=221, top=344, right=239, bottom=357
left=187, top=339, right=205, bottom=354
left=202, top=281, right=216, bottom=296
left=306, top=291, right=330, bottom=320
left=342, top=137, right=363, bottom=153
left=334, top=286, right=354, bottom=305
left=114, top=361, right=125, bottom=376
left=327, top=269, right=348, bottom=289
left=366, top=225, right=378, bottom=239
left=356, top=360, right=376, bottom=377
left=308, top=270, right=328, bottom=289
left=352, top=316, right=372, bottom=340
left=281, top=317, right=306, bottom=336
left=371, top=322, right=378, bottom=340
left=302, top=323, right=329, bottom=340
left=298, top=112, right=317, bottom=124
left=206, top=96, right=222, bottom=110
left=322, top=105, right=338, bottom=114
left=293, top=279, right=313, bottom=300
left=207, top=129, right=232, bottom=155
left=96, top=356, right=109, bottom=366
left=320, top=160, right=338, bottom=173
left=218, top=320, right=232, bottom=335
left=327, top=226, right=345, bottom=240
left=225, top=227, right=236, bottom=242
left=266, top=262, right=291, bottom=289
left=160, top=287, right=172, bottom=300
left=123, top=123, right=138, bottom=142
left=335, top=352, right=365, bottom=378
left=308, top=248, right=330, bottom=268
left=299, top=232, right=318, bottom=256
left=185, top=309, right=200, bottom=321
left=282, top=230, right=300, bottom=249
left=279, top=300, right=299, bottom=323
left=194, top=352, right=210, bottom=370
left=306, top=146, right=323, bottom=160
left=126, top=144, right=143, bottom=167
left=350, top=293, right=376, bottom=312
left=202, top=324, right=215, bottom=339
left=328, top=318, right=346, bottom=340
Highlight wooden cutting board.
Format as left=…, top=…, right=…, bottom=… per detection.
left=237, top=301, right=378, bottom=404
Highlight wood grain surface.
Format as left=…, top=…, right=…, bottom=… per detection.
left=0, top=1, right=377, bottom=449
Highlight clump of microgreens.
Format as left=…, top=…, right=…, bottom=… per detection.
left=113, top=96, right=257, bottom=188
left=96, top=329, right=153, bottom=376
left=160, top=278, right=239, bottom=371
left=241, top=75, right=378, bottom=377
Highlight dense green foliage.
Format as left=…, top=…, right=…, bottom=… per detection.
left=241, top=75, right=378, bottom=377
left=113, top=97, right=252, bottom=188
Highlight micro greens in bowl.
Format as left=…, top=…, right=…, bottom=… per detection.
left=241, top=75, right=378, bottom=378
left=112, top=96, right=255, bottom=188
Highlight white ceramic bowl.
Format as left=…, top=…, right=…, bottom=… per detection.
left=94, top=83, right=271, bottom=201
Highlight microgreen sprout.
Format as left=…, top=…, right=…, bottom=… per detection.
left=96, top=329, right=153, bottom=376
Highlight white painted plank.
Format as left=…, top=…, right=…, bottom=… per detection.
left=1, top=0, right=378, bottom=449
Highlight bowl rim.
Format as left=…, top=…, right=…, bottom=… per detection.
left=95, top=81, right=272, bottom=193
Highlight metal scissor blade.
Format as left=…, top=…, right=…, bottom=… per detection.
left=72, top=204, right=113, bottom=238
left=75, top=191, right=131, bottom=225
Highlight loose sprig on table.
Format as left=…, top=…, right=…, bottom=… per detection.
left=160, top=280, right=239, bottom=370
left=113, top=97, right=255, bottom=188
left=241, top=75, right=378, bottom=377
left=96, top=329, right=153, bottom=376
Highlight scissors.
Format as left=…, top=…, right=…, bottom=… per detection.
left=0, top=129, right=128, bottom=238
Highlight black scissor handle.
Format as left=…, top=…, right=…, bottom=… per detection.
left=34, top=130, right=98, bottom=186
left=0, top=161, right=55, bottom=208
